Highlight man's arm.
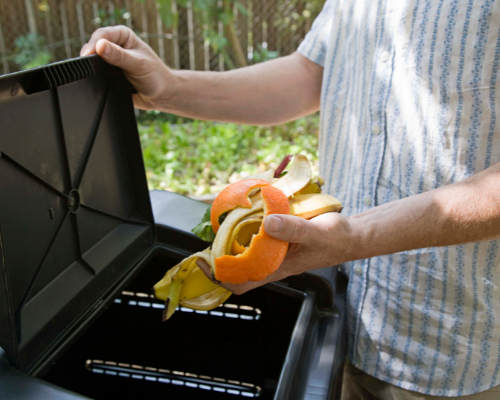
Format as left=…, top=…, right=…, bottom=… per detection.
left=349, top=162, right=500, bottom=259
left=80, top=26, right=323, bottom=125
left=198, top=162, right=500, bottom=294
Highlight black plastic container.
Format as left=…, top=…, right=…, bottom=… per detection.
left=0, top=57, right=347, bottom=400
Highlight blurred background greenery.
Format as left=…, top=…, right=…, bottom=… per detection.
left=0, top=0, right=323, bottom=198
left=139, top=112, right=319, bottom=196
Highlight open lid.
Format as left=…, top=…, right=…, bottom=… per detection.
left=0, top=56, right=155, bottom=372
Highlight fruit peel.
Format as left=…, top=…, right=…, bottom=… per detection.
left=214, top=185, right=290, bottom=284
left=210, top=179, right=270, bottom=233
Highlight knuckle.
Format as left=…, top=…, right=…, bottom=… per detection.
left=93, top=27, right=107, bottom=37
left=289, top=218, right=308, bottom=242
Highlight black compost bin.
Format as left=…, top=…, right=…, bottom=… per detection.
left=0, top=56, right=347, bottom=400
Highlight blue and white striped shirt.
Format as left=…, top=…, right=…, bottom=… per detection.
left=298, top=0, right=500, bottom=396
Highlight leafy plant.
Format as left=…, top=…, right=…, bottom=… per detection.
left=92, top=7, right=131, bottom=27
left=143, top=0, right=248, bottom=69
left=139, top=114, right=320, bottom=196
left=13, top=33, right=52, bottom=70
left=274, top=0, right=324, bottom=36
left=252, top=44, right=279, bottom=63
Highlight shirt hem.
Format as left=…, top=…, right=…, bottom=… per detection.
left=297, top=44, right=326, bottom=67
left=350, top=358, right=500, bottom=397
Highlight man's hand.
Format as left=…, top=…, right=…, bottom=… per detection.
left=81, top=26, right=323, bottom=125
left=80, top=25, right=172, bottom=110
left=196, top=212, right=356, bottom=295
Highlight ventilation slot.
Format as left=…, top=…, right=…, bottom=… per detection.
left=86, top=360, right=261, bottom=397
left=44, top=58, right=95, bottom=89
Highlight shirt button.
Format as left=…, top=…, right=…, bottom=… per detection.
left=380, top=50, right=390, bottom=62
left=354, top=266, right=363, bottom=276
left=372, top=126, right=381, bottom=135
left=363, top=197, right=372, bottom=206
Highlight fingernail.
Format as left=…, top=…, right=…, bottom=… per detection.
left=266, top=215, right=283, bottom=233
left=102, top=42, right=111, bottom=56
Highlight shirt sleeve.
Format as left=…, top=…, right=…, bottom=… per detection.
left=297, top=0, right=335, bottom=67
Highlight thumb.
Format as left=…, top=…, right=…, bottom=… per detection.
left=264, top=214, right=312, bottom=243
left=95, top=38, right=139, bottom=72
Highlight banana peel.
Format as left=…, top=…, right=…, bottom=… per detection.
left=153, top=155, right=342, bottom=320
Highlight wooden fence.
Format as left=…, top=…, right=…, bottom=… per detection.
left=0, top=0, right=324, bottom=75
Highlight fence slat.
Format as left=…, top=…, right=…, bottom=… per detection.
left=141, top=0, right=149, bottom=43
left=0, top=17, right=9, bottom=74
left=218, top=19, right=224, bottom=71
left=187, top=2, right=195, bottom=70
left=77, top=1, right=86, bottom=47
left=24, top=0, right=38, bottom=35
left=92, top=2, right=100, bottom=28
left=44, top=6, right=54, bottom=45
left=156, top=2, right=165, bottom=63
left=172, top=1, right=180, bottom=69
left=125, top=0, right=133, bottom=29
left=60, top=2, right=72, bottom=59
left=203, top=18, right=210, bottom=71
left=108, top=1, right=116, bottom=26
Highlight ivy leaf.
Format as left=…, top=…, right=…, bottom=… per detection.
left=192, top=206, right=215, bottom=242
left=191, top=206, right=229, bottom=242
left=191, top=221, right=215, bottom=242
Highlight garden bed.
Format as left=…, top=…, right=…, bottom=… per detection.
left=139, top=114, right=320, bottom=197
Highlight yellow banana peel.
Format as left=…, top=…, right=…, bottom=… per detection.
left=153, top=155, right=342, bottom=321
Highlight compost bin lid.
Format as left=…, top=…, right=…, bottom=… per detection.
left=0, top=56, right=155, bottom=372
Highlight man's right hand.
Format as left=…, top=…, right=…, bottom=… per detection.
left=80, top=25, right=171, bottom=110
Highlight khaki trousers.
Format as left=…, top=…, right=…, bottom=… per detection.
left=341, top=358, right=500, bottom=400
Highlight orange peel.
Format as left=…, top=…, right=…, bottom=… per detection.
left=210, top=179, right=270, bottom=233
left=214, top=185, right=290, bottom=284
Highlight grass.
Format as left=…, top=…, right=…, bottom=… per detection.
left=139, top=113, right=320, bottom=197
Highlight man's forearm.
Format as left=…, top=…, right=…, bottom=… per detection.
left=348, top=162, right=500, bottom=261
left=157, top=52, right=323, bottom=125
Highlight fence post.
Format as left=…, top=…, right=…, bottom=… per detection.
left=125, top=0, right=133, bottom=29
left=141, top=0, right=149, bottom=44
left=60, top=1, right=72, bottom=59
left=0, top=17, right=9, bottom=74
left=247, top=0, right=253, bottom=61
left=24, top=0, right=38, bottom=35
left=108, top=1, right=116, bottom=26
left=187, top=2, right=195, bottom=70
left=93, top=2, right=101, bottom=28
left=77, top=1, right=87, bottom=48
left=44, top=5, right=54, bottom=45
left=203, top=15, right=210, bottom=71
left=172, top=1, right=180, bottom=70
left=156, top=2, right=165, bottom=63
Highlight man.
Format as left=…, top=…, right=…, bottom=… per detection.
left=81, top=1, right=500, bottom=398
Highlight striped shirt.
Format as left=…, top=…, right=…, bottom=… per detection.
left=298, top=0, right=500, bottom=396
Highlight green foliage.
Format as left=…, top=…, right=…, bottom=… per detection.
left=139, top=114, right=320, bottom=196
left=92, top=8, right=130, bottom=26
left=146, top=0, right=248, bottom=68
left=191, top=206, right=215, bottom=242
left=252, top=44, right=279, bottom=63
left=274, top=0, right=324, bottom=34
left=136, top=110, right=193, bottom=125
left=191, top=208, right=229, bottom=242
left=13, top=33, right=52, bottom=70
left=93, top=7, right=131, bottom=27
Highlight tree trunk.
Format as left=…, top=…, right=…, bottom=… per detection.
left=223, top=0, right=247, bottom=68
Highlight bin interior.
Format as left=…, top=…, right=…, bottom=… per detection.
left=42, top=248, right=303, bottom=399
